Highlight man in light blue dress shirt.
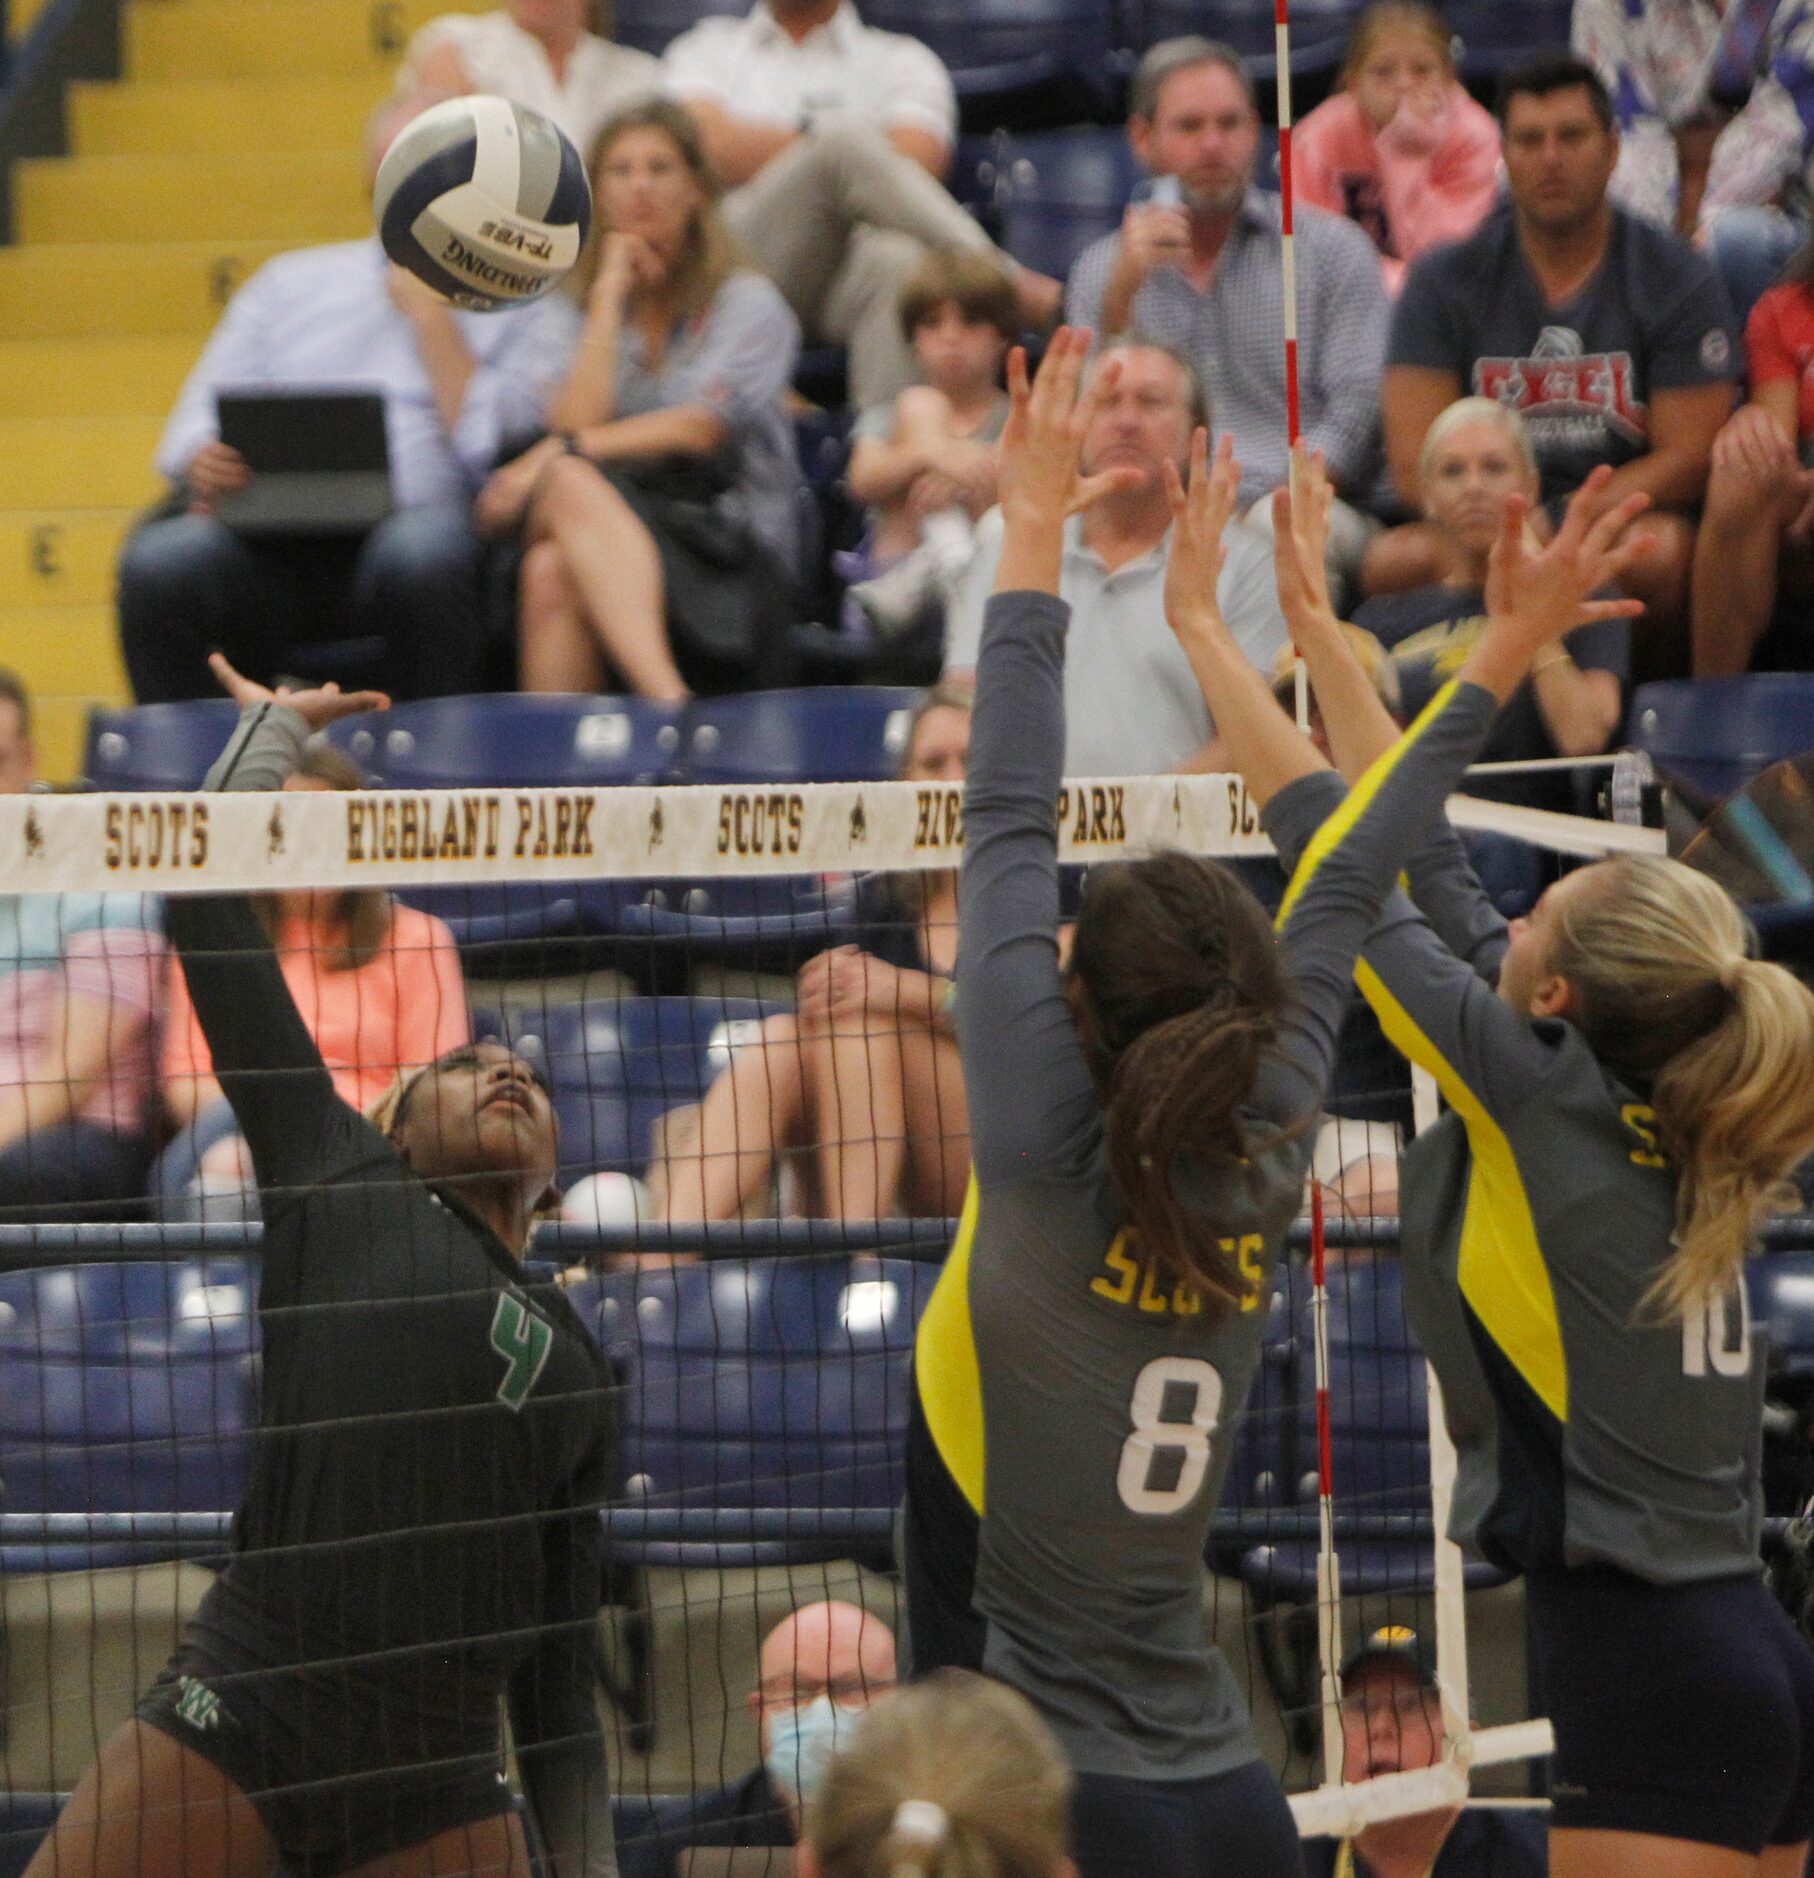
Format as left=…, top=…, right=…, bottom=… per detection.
left=118, top=102, right=574, bottom=703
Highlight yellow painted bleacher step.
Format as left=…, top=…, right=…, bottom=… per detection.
left=16, top=151, right=368, bottom=246
left=71, top=76, right=390, bottom=157
left=0, top=338, right=197, bottom=418
left=0, top=421, right=163, bottom=510
left=0, top=607, right=131, bottom=784
left=0, top=242, right=287, bottom=338
left=0, top=513, right=136, bottom=608
left=127, top=0, right=490, bottom=83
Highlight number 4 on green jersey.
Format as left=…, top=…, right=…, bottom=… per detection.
left=491, top=1292, right=554, bottom=1411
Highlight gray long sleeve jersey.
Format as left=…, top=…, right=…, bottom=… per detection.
left=1268, top=767, right=1766, bottom=1585
left=900, top=595, right=1502, bottom=1783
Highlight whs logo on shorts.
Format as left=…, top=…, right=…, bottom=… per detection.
left=174, top=1675, right=222, bottom=1733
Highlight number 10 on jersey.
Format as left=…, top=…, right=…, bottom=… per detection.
left=1117, top=1356, right=1226, bottom=1515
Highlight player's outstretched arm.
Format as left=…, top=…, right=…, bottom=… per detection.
left=161, top=658, right=392, bottom=1194
left=958, top=330, right=1139, bottom=1183
left=1159, top=430, right=1327, bottom=809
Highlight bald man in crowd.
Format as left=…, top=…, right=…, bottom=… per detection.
left=618, top=1600, right=897, bottom=1878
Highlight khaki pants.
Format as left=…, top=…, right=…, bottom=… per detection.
left=724, top=124, right=1001, bottom=408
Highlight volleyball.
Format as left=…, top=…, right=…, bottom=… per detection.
left=374, top=94, right=590, bottom=311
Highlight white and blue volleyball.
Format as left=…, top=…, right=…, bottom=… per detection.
left=375, top=95, right=590, bottom=310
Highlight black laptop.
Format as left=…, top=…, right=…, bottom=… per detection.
left=214, top=390, right=392, bottom=536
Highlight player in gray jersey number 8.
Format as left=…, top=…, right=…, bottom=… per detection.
left=898, top=329, right=1644, bottom=1878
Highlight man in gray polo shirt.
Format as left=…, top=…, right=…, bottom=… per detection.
left=942, top=337, right=1287, bottom=774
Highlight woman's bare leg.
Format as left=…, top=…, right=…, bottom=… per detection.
left=807, top=1012, right=907, bottom=1220
left=527, top=458, right=690, bottom=702
left=895, top=1027, right=970, bottom=1218
left=1549, top=1830, right=1755, bottom=1878
left=517, top=539, right=604, bottom=694
left=1691, top=465, right=1798, bottom=677
left=26, top=1719, right=276, bottom=1878
left=656, top=1014, right=809, bottom=1222
left=342, top=1810, right=533, bottom=1877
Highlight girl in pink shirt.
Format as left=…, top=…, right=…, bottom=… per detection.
left=1294, top=2, right=1502, bottom=295
left=156, top=742, right=470, bottom=1218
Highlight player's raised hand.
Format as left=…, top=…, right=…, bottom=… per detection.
left=996, top=328, right=1143, bottom=529
left=1271, top=442, right=1340, bottom=643
left=1483, top=463, right=1649, bottom=647
left=1161, top=428, right=1240, bottom=647
left=208, top=653, right=390, bottom=731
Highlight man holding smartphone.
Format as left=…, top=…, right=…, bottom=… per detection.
left=1066, top=34, right=1390, bottom=585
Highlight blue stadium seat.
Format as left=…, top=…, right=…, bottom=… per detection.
left=329, top=694, right=686, bottom=788
left=1442, top=0, right=1575, bottom=76
left=1630, top=675, right=1814, bottom=804
left=1129, top=0, right=1356, bottom=79
left=0, top=1260, right=258, bottom=1571
left=81, top=701, right=241, bottom=792
left=858, top=0, right=1119, bottom=125
left=1750, top=1252, right=1814, bottom=1384
left=609, top=0, right=743, bottom=55
left=990, top=128, right=1146, bottom=282
left=491, top=995, right=777, bottom=1182
left=0, top=1795, right=64, bottom=1878
left=575, top=1255, right=939, bottom=1566
left=682, top=687, right=922, bottom=784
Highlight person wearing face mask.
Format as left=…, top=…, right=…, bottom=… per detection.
left=1301, top=1628, right=1547, bottom=1878
left=617, top=1602, right=896, bottom=1878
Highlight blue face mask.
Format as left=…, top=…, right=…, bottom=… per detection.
left=765, top=1695, right=859, bottom=1806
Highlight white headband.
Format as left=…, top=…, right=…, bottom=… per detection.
left=891, top=1799, right=949, bottom=1846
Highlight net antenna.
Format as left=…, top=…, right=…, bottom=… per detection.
left=1267, top=5, right=1559, bottom=1826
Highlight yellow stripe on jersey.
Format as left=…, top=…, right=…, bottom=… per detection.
left=914, top=1174, right=987, bottom=1513
left=1275, top=678, right=1468, bottom=932
left=1355, top=959, right=1568, bottom=1421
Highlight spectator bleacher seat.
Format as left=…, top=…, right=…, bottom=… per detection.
left=0, top=1794, right=64, bottom=1878
left=609, top=0, right=744, bottom=56
left=0, top=1259, right=257, bottom=1571
left=1442, top=0, right=1575, bottom=77
left=1129, top=0, right=1356, bottom=80
left=858, top=0, right=1121, bottom=127
left=573, top=1254, right=939, bottom=1568
left=1750, top=1252, right=1814, bottom=1385
left=989, top=128, right=1146, bottom=283
left=482, top=995, right=776, bottom=1185
left=81, top=699, right=240, bottom=792
left=1630, top=674, right=1814, bottom=804
left=683, top=686, right=921, bottom=784
left=330, top=694, right=686, bottom=790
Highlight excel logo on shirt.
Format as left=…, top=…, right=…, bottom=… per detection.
left=174, top=1676, right=222, bottom=1733
left=1475, top=327, right=1649, bottom=447
left=490, top=1292, right=554, bottom=1412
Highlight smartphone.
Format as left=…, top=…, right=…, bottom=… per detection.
left=1132, top=175, right=1184, bottom=209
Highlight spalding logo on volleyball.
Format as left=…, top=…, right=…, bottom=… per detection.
left=375, top=95, right=592, bottom=312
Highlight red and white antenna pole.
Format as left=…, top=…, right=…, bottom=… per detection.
left=1274, top=0, right=1345, bottom=1791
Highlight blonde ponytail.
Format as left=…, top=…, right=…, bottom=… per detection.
left=808, top=1671, right=1072, bottom=1878
left=1548, top=857, right=1814, bottom=1316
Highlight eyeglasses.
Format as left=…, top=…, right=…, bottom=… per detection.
left=759, top=1675, right=897, bottom=1711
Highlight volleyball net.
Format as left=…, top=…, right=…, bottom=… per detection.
left=0, top=766, right=1677, bottom=1852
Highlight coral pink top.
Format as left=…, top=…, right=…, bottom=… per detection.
left=163, top=900, right=469, bottom=1116
left=1293, top=84, right=1502, bottom=295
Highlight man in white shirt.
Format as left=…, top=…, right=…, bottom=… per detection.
left=663, top=0, right=1061, bottom=406
left=116, top=101, right=572, bottom=705
left=942, top=339, right=1288, bottom=775
left=397, top=0, right=659, bottom=162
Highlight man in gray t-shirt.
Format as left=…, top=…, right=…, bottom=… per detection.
left=942, top=340, right=1287, bottom=776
